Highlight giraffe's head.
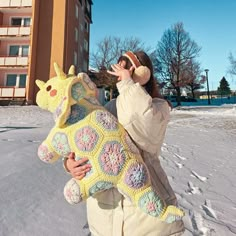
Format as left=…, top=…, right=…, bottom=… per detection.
left=36, top=63, right=98, bottom=127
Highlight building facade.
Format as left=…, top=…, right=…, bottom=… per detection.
left=0, top=0, right=92, bottom=104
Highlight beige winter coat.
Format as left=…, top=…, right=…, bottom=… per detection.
left=87, top=78, right=185, bottom=236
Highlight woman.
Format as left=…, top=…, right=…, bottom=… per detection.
left=65, top=51, right=185, bottom=236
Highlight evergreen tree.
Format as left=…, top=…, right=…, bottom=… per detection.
left=217, top=77, right=231, bottom=96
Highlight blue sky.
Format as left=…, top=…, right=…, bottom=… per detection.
left=90, top=0, right=236, bottom=91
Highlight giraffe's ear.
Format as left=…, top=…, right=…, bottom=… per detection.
left=68, top=65, right=75, bottom=75
left=54, top=62, right=66, bottom=80
left=36, top=80, right=45, bottom=90
left=52, top=64, right=73, bottom=127
left=54, top=74, right=82, bottom=127
left=53, top=95, right=70, bottom=127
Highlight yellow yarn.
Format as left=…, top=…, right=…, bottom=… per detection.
left=36, top=63, right=184, bottom=223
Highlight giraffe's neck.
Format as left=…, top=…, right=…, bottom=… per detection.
left=65, top=97, right=104, bottom=125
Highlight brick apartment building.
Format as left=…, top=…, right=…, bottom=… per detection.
left=0, top=0, right=92, bottom=105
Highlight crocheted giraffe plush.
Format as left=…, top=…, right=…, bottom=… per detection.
left=36, top=63, right=184, bottom=223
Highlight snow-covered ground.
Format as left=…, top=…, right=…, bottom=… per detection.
left=0, top=105, right=235, bottom=236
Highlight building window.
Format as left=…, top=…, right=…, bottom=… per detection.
left=75, top=4, right=79, bottom=19
left=6, top=74, right=27, bottom=87
left=83, top=60, right=87, bottom=72
left=11, top=17, right=31, bottom=26
left=84, top=21, right=89, bottom=32
left=9, top=46, right=19, bottom=56
left=80, top=23, right=83, bottom=31
left=11, top=18, right=21, bottom=26
left=9, top=45, right=29, bottom=56
left=6, top=74, right=17, bottom=86
left=22, top=45, right=29, bottom=56
left=24, top=18, right=31, bottom=26
left=84, top=39, right=88, bottom=52
left=74, top=51, right=78, bottom=66
left=75, top=28, right=78, bottom=42
left=86, top=0, right=90, bottom=13
left=19, top=74, right=27, bottom=87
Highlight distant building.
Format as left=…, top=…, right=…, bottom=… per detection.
left=0, top=0, right=92, bottom=104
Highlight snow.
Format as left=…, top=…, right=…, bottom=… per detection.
left=0, top=105, right=236, bottom=236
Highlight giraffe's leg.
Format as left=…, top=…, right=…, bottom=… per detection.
left=64, top=178, right=83, bottom=204
left=137, top=187, right=184, bottom=223
left=64, top=178, right=115, bottom=205
left=38, top=141, right=60, bottom=163
left=117, top=160, right=184, bottom=223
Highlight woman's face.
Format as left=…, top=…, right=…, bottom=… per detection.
left=118, top=60, right=127, bottom=68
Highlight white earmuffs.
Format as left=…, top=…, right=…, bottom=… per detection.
left=123, top=51, right=151, bottom=85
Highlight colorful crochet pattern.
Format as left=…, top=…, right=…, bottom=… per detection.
left=36, top=63, right=184, bottom=223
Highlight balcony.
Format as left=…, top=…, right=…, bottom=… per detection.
left=0, top=0, right=32, bottom=7
left=0, top=86, right=26, bottom=98
left=0, top=56, right=29, bottom=67
left=84, top=7, right=92, bottom=22
left=0, top=26, right=30, bottom=37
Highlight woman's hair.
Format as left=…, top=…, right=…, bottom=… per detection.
left=118, top=51, right=172, bottom=108
left=118, top=51, right=162, bottom=99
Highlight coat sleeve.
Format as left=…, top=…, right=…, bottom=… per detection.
left=116, top=78, right=170, bottom=154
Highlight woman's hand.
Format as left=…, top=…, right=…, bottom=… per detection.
left=66, top=152, right=91, bottom=180
left=107, top=64, right=135, bottom=81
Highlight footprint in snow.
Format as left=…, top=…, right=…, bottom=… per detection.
left=1, top=139, right=40, bottom=143
left=201, top=199, right=217, bottom=220
left=161, top=146, right=168, bottom=152
left=186, top=181, right=202, bottom=195
left=189, top=210, right=209, bottom=236
left=2, top=138, right=15, bottom=141
left=174, top=153, right=187, bottom=161
left=27, top=140, right=40, bottom=143
left=175, top=161, right=184, bottom=169
left=191, top=170, right=207, bottom=182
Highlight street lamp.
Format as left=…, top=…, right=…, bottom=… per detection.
left=204, top=69, right=211, bottom=105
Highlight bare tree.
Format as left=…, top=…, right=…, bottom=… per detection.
left=181, top=60, right=206, bottom=98
left=89, top=36, right=151, bottom=101
left=90, top=36, right=150, bottom=70
left=121, top=37, right=150, bottom=54
left=90, top=36, right=122, bottom=70
left=155, top=22, right=201, bottom=106
left=228, top=52, right=236, bottom=75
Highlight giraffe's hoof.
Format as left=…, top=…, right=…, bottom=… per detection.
left=64, top=178, right=82, bottom=204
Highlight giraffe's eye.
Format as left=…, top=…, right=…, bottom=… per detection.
left=46, top=85, right=52, bottom=91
